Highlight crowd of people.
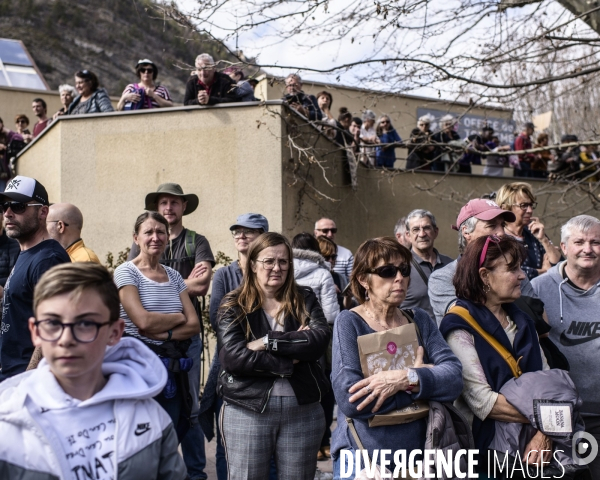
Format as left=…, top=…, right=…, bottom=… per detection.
left=0, top=172, right=598, bottom=480
left=2, top=53, right=595, bottom=182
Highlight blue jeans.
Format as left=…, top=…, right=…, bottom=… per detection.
left=181, top=335, right=208, bottom=480
left=333, top=455, right=355, bottom=480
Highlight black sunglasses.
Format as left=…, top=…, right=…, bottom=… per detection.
left=316, top=228, right=337, bottom=234
left=139, top=67, right=154, bottom=74
left=1, top=202, right=44, bottom=214
left=367, top=263, right=411, bottom=279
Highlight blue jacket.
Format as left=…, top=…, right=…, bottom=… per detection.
left=376, top=129, right=401, bottom=168
left=331, top=308, right=463, bottom=463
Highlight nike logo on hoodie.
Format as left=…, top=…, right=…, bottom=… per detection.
left=560, top=320, right=600, bottom=346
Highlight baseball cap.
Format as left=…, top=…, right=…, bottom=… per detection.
left=2, top=176, right=49, bottom=205
left=452, top=198, right=516, bottom=231
left=230, top=213, right=269, bottom=232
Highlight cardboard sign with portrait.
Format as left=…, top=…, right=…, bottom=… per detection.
left=357, top=321, right=429, bottom=427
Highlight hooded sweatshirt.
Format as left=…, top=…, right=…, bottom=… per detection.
left=0, top=337, right=186, bottom=480
left=531, top=262, right=600, bottom=416
left=293, top=248, right=340, bottom=324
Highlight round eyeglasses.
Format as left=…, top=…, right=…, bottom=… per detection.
left=34, top=320, right=110, bottom=343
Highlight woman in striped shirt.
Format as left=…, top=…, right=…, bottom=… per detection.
left=117, top=59, right=173, bottom=111
left=114, top=211, right=199, bottom=440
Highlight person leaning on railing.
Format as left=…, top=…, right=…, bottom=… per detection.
left=117, top=59, right=173, bottom=111
left=184, top=54, right=241, bottom=106
left=67, top=70, right=114, bottom=115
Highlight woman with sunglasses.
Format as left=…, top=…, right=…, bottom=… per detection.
left=439, top=235, right=552, bottom=476
left=216, top=232, right=330, bottom=480
left=117, top=59, right=173, bottom=111
left=375, top=114, right=401, bottom=168
left=67, top=70, right=114, bottom=115
left=14, top=114, right=32, bottom=143
left=496, top=182, right=562, bottom=279
left=330, top=236, right=462, bottom=479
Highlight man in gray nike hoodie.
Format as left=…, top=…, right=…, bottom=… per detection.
left=532, top=214, right=600, bottom=476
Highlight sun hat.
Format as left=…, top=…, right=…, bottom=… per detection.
left=144, top=183, right=199, bottom=215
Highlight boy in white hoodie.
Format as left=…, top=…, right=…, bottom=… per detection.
left=0, top=263, right=186, bottom=479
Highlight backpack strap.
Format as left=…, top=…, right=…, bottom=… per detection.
left=185, top=229, right=196, bottom=268
left=448, top=305, right=522, bottom=378
left=411, top=258, right=430, bottom=286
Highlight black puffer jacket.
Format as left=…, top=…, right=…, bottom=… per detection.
left=0, top=231, right=19, bottom=287
left=216, top=286, right=331, bottom=413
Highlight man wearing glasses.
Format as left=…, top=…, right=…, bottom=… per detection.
left=46, top=203, right=100, bottom=263
left=128, top=182, right=214, bottom=480
left=400, top=209, right=453, bottom=319
left=314, top=217, right=353, bottom=282
left=0, top=175, right=71, bottom=381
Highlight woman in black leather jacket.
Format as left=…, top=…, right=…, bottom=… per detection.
left=216, top=232, right=331, bottom=480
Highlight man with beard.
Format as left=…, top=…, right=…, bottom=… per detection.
left=128, top=183, right=214, bottom=480
left=0, top=176, right=70, bottom=380
left=532, top=215, right=600, bottom=476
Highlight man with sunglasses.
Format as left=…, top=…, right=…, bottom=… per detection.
left=0, top=176, right=71, bottom=381
left=400, top=209, right=453, bottom=319
left=314, top=217, right=354, bottom=282
left=427, top=198, right=537, bottom=325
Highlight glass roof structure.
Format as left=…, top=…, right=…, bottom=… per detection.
left=0, top=39, right=48, bottom=90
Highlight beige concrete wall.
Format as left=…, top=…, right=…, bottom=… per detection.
left=17, top=104, right=285, bottom=264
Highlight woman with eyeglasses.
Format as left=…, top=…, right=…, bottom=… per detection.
left=117, top=59, right=173, bottom=111
left=67, top=70, right=114, bottom=115
left=375, top=114, right=401, bottom=169
left=216, top=232, right=330, bottom=480
left=201, top=213, right=269, bottom=480
left=114, top=212, right=200, bottom=442
left=496, top=182, right=562, bottom=279
left=439, top=235, right=553, bottom=476
left=330, top=237, right=462, bottom=479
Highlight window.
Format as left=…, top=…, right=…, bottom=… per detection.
left=0, top=39, right=49, bottom=90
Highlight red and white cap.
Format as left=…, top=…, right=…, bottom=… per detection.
left=451, top=198, right=515, bottom=231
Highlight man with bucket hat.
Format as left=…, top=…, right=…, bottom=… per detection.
left=427, top=198, right=538, bottom=325
left=0, top=176, right=71, bottom=381
left=129, top=182, right=214, bottom=479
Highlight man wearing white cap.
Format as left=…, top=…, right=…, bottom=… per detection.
left=0, top=176, right=71, bottom=380
left=427, top=198, right=538, bottom=325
